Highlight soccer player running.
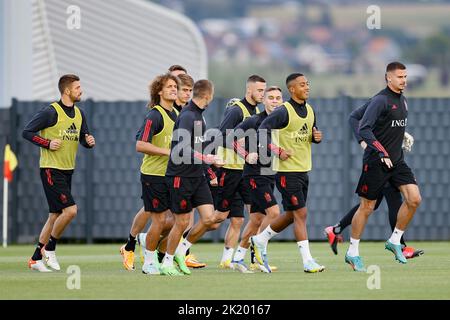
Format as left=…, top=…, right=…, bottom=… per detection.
left=345, top=62, right=422, bottom=272
left=23, top=74, right=95, bottom=272
left=160, top=80, right=223, bottom=276
left=121, top=68, right=204, bottom=270
left=324, top=100, right=423, bottom=258
left=250, top=73, right=325, bottom=273
left=134, top=73, right=207, bottom=269
left=228, top=86, right=283, bottom=273
left=122, top=73, right=179, bottom=274
left=215, top=75, right=267, bottom=268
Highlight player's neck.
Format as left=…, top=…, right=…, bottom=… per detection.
left=291, top=96, right=305, bottom=105
left=60, top=96, right=74, bottom=107
left=244, top=96, right=257, bottom=107
left=192, top=98, right=207, bottom=109
left=387, top=84, right=402, bottom=95
left=160, top=99, right=174, bottom=111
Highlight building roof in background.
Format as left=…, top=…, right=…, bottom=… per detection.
left=32, top=0, right=207, bottom=101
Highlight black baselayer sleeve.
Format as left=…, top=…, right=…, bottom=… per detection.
left=258, top=106, right=289, bottom=156
left=79, top=109, right=93, bottom=148
left=349, top=102, right=369, bottom=143
left=358, top=95, right=390, bottom=158
left=311, top=109, right=320, bottom=144
left=218, top=107, right=244, bottom=147
left=135, top=110, right=164, bottom=143
left=22, top=106, right=55, bottom=149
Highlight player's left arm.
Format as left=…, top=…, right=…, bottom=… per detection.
left=79, top=109, right=95, bottom=148
left=311, top=110, right=322, bottom=144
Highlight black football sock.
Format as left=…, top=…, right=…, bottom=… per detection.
left=125, top=234, right=136, bottom=252
left=157, top=251, right=165, bottom=263
left=45, top=235, right=58, bottom=251
left=183, top=229, right=191, bottom=256
left=31, top=242, right=46, bottom=261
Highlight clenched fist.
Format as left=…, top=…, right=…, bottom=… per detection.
left=49, top=139, right=62, bottom=151
left=85, top=134, right=95, bottom=147
left=312, top=127, right=322, bottom=143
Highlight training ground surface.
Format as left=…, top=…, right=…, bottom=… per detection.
left=0, top=242, right=449, bottom=300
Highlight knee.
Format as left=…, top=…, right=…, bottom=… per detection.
left=293, top=208, right=307, bottom=220
left=208, top=222, right=221, bottom=231
left=202, top=214, right=218, bottom=228
left=360, top=201, right=376, bottom=214
left=266, top=209, right=280, bottom=220
left=175, top=215, right=190, bottom=229
left=407, top=194, right=422, bottom=209
left=64, top=206, right=77, bottom=219
left=213, top=211, right=228, bottom=225
left=230, top=217, right=244, bottom=228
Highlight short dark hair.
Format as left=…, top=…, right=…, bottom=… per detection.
left=177, top=74, right=194, bottom=88
left=193, top=79, right=213, bottom=99
left=168, top=65, right=187, bottom=74
left=285, top=73, right=304, bottom=88
left=58, top=74, right=80, bottom=94
left=246, top=75, right=266, bottom=84
left=265, top=86, right=282, bottom=94
left=386, top=62, right=406, bottom=73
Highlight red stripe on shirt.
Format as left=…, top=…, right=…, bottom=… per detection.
left=46, top=169, right=54, bottom=186
left=268, top=143, right=283, bottom=156
left=373, top=140, right=389, bottom=157
left=233, top=140, right=248, bottom=159
left=141, top=120, right=152, bottom=142
left=32, top=135, right=50, bottom=147
left=207, top=168, right=217, bottom=180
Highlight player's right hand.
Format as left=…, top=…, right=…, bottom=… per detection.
left=279, top=149, right=293, bottom=161
left=381, top=157, right=393, bottom=169
left=49, top=139, right=62, bottom=151
left=360, top=141, right=367, bottom=150
left=209, top=177, right=218, bottom=187
left=245, top=152, right=258, bottom=164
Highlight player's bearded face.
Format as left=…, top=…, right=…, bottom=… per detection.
left=250, top=82, right=266, bottom=104
left=69, top=81, right=82, bottom=102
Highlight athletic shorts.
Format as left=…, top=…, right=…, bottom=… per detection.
left=167, top=175, right=214, bottom=214
left=247, top=175, right=278, bottom=214
left=40, top=168, right=75, bottom=213
left=141, top=174, right=170, bottom=213
left=275, top=172, right=309, bottom=211
left=216, top=168, right=251, bottom=212
left=210, top=183, right=245, bottom=218
left=356, top=157, right=417, bottom=200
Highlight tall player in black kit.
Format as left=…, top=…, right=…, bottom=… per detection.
left=345, top=62, right=422, bottom=272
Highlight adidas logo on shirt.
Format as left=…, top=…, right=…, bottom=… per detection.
left=290, top=123, right=309, bottom=142
left=59, top=123, right=79, bottom=141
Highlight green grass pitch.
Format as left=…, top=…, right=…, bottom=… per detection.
left=1, top=242, right=449, bottom=300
